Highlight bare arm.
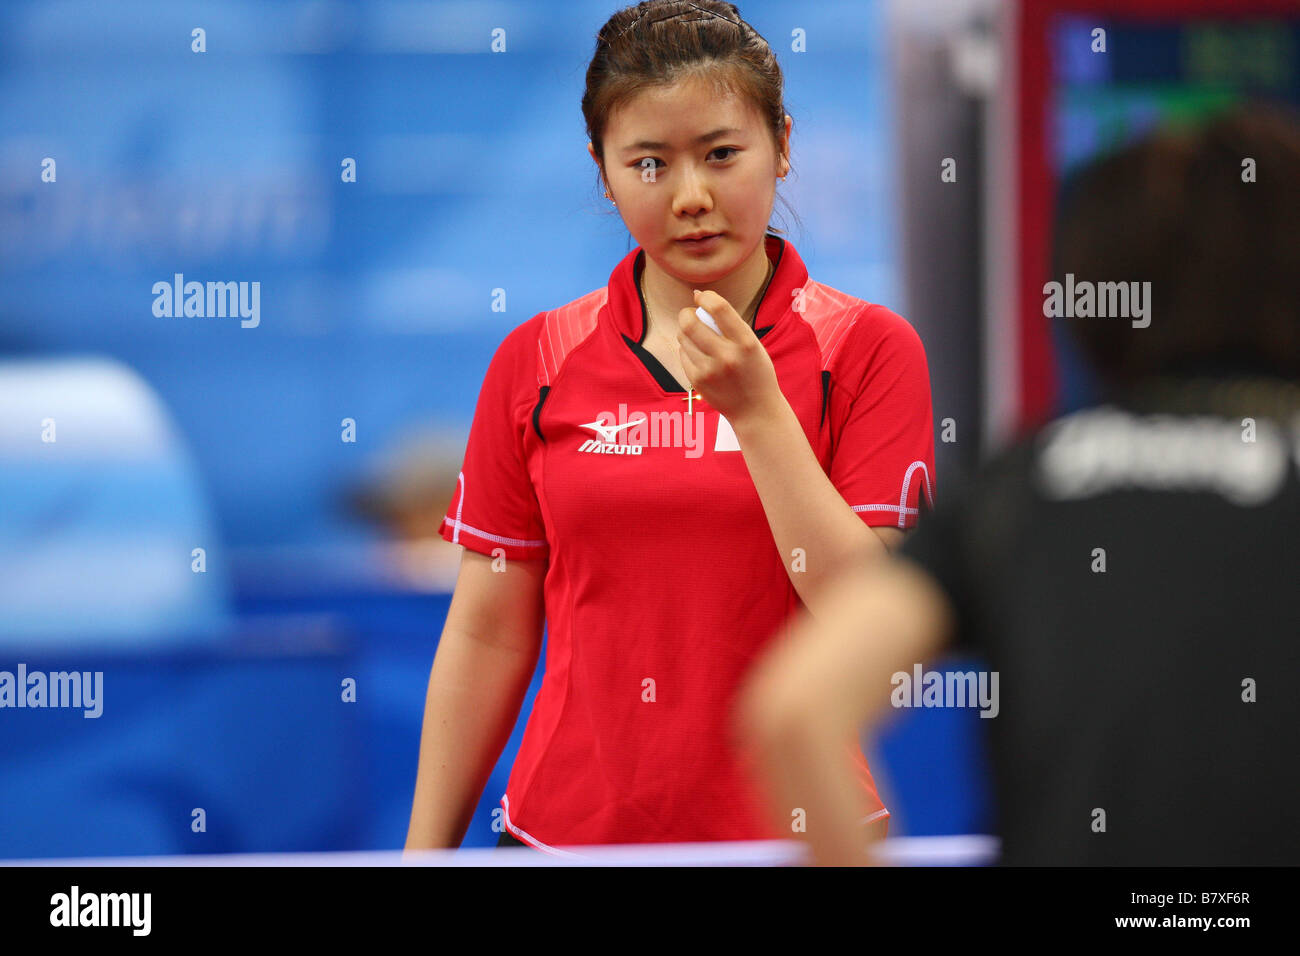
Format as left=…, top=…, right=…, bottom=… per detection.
left=404, top=548, right=547, bottom=850
left=733, top=555, right=954, bottom=865
left=675, top=290, right=909, bottom=619
left=729, top=395, right=904, bottom=618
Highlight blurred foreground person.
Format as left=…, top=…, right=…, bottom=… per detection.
left=735, top=106, right=1300, bottom=866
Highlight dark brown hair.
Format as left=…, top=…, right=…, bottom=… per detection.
left=1054, top=105, right=1300, bottom=389
left=582, top=0, right=800, bottom=236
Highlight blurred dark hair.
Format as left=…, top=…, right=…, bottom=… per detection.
left=1053, top=105, right=1300, bottom=389
left=583, top=0, right=800, bottom=235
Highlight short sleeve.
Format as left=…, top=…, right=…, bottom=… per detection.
left=828, top=305, right=936, bottom=530
left=440, top=317, right=550, bottom=562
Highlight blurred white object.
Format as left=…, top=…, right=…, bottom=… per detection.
left=0, top=357, right=231, bottom=650
left=949, top=25, right=1000, bottom=95
left=695, top=306, right=721, bottom=335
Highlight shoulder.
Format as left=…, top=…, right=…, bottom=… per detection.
left=489, top=284, right=607, bottom=378
left=799, top=279, right=928, bottom=387
left=477, top=314, right=545, bottom=405
left=855, top=301, right=924, bottom=352
left=493, top=311, right=547, bottom=359
left=489, top=286, right=608, bottom=389
left=924, top=429, right=1042, bottom=558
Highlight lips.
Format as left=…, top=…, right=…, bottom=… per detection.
left=677, top=232, right=722, bottom=242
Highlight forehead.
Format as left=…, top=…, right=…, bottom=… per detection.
left=606, top=74, right=764, bottom=145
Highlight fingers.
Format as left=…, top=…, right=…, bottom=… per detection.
left=692, top=289, right=745, bottom=335
left=677, top=327, right=708, bottom=375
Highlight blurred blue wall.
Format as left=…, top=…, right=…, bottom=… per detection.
left=0, top=0, right=903, bottom=552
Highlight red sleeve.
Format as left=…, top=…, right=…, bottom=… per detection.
left=828, top=304, right=936, bottom=530
left=439, top=315, right=550, bottom=561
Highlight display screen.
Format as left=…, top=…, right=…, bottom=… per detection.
left=1025, top=11, right=1300, bottom=417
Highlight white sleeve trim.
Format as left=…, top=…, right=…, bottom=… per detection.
left=445, top=472, right=547, bottom=548
left=442, top=516, right=547, bottom=549
left=850, top=461, right=934, bottom=528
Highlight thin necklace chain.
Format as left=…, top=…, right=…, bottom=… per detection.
left=640, top=258, right=775, bottom=391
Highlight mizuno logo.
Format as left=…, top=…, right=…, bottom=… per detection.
left=579, top=417, right=646, bottom=443
left=575, top=404, right=713, bottom=458
left=578, top=414, right=647, bottom=456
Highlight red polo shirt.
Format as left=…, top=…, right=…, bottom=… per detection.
left=441, top=233, right=936, bottom=851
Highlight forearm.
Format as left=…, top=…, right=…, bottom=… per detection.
left=731, top=395, right=888, bottom=615
left=736, top=559, right=954, bottom=865
left=740, top=571, right=892, bottom=865
left=747, top=716, right=874, bottom=866
left=405, top=631, right=538, bottom=850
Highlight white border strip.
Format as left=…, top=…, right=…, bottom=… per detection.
left=445, top=472, right=546, bottom=549
left=442, top=515, right=546, bottom=549
left=851, top=460, right=934, bottom=527
left=499, top=795, right=583, bottom=858
left=0, top=835, right=999, bottom=868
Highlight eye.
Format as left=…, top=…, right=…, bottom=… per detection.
left=632, top=149, right=737, bottom=172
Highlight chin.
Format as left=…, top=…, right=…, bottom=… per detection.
left=672, top=263, right=731, bottom=286
left=669, top=245, right=742, bottom=276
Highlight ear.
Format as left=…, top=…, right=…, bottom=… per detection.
left=588, top=141, right=610, bottom=193
left=778, top=116, right=792, bottom=178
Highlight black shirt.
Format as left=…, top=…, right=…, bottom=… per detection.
left=898, top=377, right=1300, bottom=865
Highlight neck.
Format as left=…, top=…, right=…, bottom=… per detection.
left=640, top=237, right=775, bottom=339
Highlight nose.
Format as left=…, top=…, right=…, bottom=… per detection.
left=672, top=162, right=713, bottom=217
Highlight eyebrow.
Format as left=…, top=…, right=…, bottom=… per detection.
left=619, top=128, right=745, bottom=153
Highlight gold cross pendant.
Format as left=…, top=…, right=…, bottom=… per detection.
left=681, top=388, right=704, bottom=413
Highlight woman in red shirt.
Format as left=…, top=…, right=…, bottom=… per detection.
left=406, top=0, right=935, bottom=855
